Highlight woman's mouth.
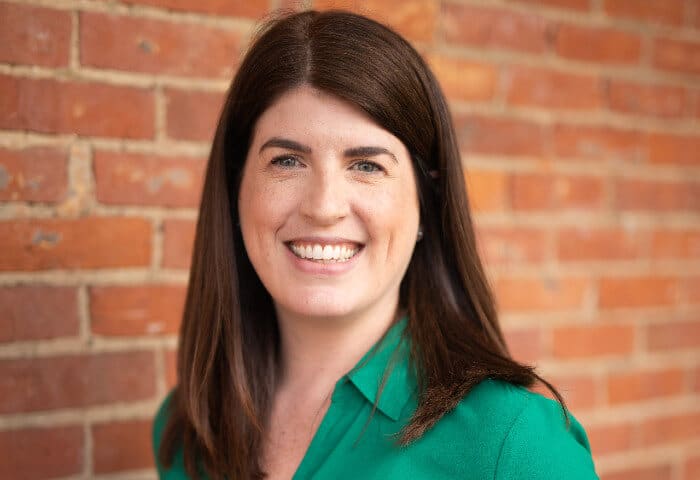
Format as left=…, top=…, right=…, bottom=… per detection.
left=285, top=241, right=363, bottom=263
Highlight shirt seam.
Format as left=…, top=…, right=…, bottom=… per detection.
left=492, top=389, right=532, bottom=480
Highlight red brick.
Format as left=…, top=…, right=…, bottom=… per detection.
left=502, top=327, right=543, bottom=363
left=639, top=411, right=700, bottom=446
left=121, top=0, right=268, bottom=17
left=557, top=227, right=647, bottom=261
left=615, top=178, right=700, bottom=213
left=539, top=373, right=598, bottom=410
left=90, top=285, right=186, bottom=336
left=0, top=3, right=71, bottom=67
left=599, top=275, right=680, bottom=309
left=93, top=151, right=205, bottom=207
left=651, top=229, right=700, bottom=259
left=80, top=12, right=242, bottom=78
left=686, top=456, right=700, bottom=480
left=586, top=422, right=634, bottom=455
left=0, top=351, right=156, bottom=413
left=165, top=348, right=177, bottom=389
left=555, top=24, right=642, bottom=64
left=494, top=275, right=590, bottom=312
left=607, top=368, right=685, bottom=404
left=603, top=0, right=684, bottom=26
left=0, top=286, right=79, bottom=343
left=0, top=75, right=155, bottom=139
left=313, top=0, right=438, bottom=43
left=0, top=146, right=68, bottom=202
left=162, top=218, right=196, bottom=269
left=607, top=80, right=688, bottom=118
left=0, top=426, right=83, bottom=480
left=442, top=4, right=549, bottom=53
left=510, top=173, right=606, bottom=211
left=653, top=38, right=700, bottom=75
left=685, top=276, right=700, bottom=304
left=92, top=420, right=154, bottom=473
left=165, top=88, right=224, bottom=142
left=454, top=115, right=548, bottom=156
left=506, top=0, right=590, bottom=11
left=477, top=226, right=549, bottom=265
left=465, top=169, right=509, bottom=212
left=427, top=54, right=498, bottom=102
left=647, top=321, right=700, bottom=352
left=506, top=66, right=602, bottom=110
left=553, top=124, right=646, bottom=163
left=601, top=464, right=673, bottom=480
left=552, top=324, right=635, bottom=358
left=648, top=133, right=700, bottom=166
left=0, top=217, right=151, bottom=271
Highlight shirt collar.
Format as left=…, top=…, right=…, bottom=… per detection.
left=345, top=316, right=417, bottom=422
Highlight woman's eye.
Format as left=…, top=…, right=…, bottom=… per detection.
left=271, top=155, right=301, bottom=168
left=352, top=161, right=383, bottom=173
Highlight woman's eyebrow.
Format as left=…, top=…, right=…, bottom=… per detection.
left=344, top=146, right=397, bottom=164
left=259, top=137, right=311, bottom=154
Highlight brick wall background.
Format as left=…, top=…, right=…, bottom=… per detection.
left=0, top=0, right=698, bottom=478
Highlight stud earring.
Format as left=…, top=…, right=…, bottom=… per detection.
left=417, top=227, right=424, bottom=242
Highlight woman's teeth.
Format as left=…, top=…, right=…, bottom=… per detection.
left=288, top=243, right=360, bottom=262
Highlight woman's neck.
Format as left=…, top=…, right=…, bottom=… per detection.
left=274, top=302, right=399, bottom=399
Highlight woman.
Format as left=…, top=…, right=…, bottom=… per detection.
left=153, top=9, right=598, bottom=480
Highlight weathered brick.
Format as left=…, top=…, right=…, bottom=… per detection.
left=639, top=411, right=700, bottom=446
left=165, top=88, right=224, bottom=141
left=164, top=348, right=178, bottom=389
left=162, top=218, right=196, bottom=269
left=506, top=0, right=590, bottom=11
left=648, top=132, right=700, bottom=166
left=506, top=66, right=602, bottom=110
left=603, top=0, right=684, bottom=26
left=80, top=12, right=242, bottom=78
left=503, top=327, right=542, bottom=363
left=0, top=146, right=68, bottom=202
left=510, top=173, right=606, bottom=211
left=93, top=151, right=205, bottom=207
left=653, top=37, right=700, bottom=75
left=0, top=3, right=71, bottom=68
left=0, top=426, right=83, bottom=480
left=477, top=226, right=549, bottom=265
left=121, top=0, right=268, bottom=17
left=646, top=321, right=700, bottom=351
left=0, top=352, right=156, bottom=413
left=92, top=420, right=154, bottom=473
left=615, top=178, right=700, bottom=212
left=557, top=227, right=647, bottom=261
left=601, top=464, right=673, bottom=480
left=313, top=0, right=438, bottom=42
left=442, top=3, right=550, bottom=53
left=553, top=124, right=646, bottom=163
left=607, top=80, right=688, bottom=118
left=465, top=169, right=509, bottom=212
left=0, top=217, right=151, bottom=271
left=686, top=456, right=700, bottom=480
left=599, top=275, right=680, bottom=309
left=555, top=24, right=642, bottom=64
left=586, top=422, right=634, bottom=455
left=455, top=115, right=548, bottom=156
left=494, top=275, right=590, bottom=312
left=533, top=373, right=598, bottom=410
left=607, top=367, right=685, bottom=404
left=427, top=54, right=498, bottom=102
left=0, top=74, right=155, bottom=138
left=552, top=325, right=635, bottom=358
left=90, top=285, right=186, bottom=336
left=0, top=286, right=79, bottom=343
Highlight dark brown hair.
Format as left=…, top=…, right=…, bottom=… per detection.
left=158, top=9, right=566, bottom=479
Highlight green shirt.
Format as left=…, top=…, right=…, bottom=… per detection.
left=153, top=319, right=599, bottom=479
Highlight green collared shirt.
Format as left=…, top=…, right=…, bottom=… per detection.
left=153, top=319, right=599, bottom=479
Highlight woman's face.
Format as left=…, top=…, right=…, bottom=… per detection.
left=238, top=85, right=420, bottom=323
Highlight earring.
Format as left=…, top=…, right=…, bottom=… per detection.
left=417, top=227, right=424, bottom=242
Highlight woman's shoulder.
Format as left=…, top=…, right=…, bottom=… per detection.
left=439, top=379, right=599, bottom=479
left=152, top=390, right=190, bottom=479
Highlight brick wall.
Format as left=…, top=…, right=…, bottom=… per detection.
left=0, top=0, right=698, bottom=478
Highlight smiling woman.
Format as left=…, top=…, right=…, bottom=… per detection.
left=152, top=9, right=598, bottom=480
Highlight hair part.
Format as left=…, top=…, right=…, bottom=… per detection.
left=158, top=10, right=567, bottom=479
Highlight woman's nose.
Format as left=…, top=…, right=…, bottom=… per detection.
left=298, top=170, right=349, bottom=225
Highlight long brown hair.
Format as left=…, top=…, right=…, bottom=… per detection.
left=158, top=10, right=566, bottom=479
